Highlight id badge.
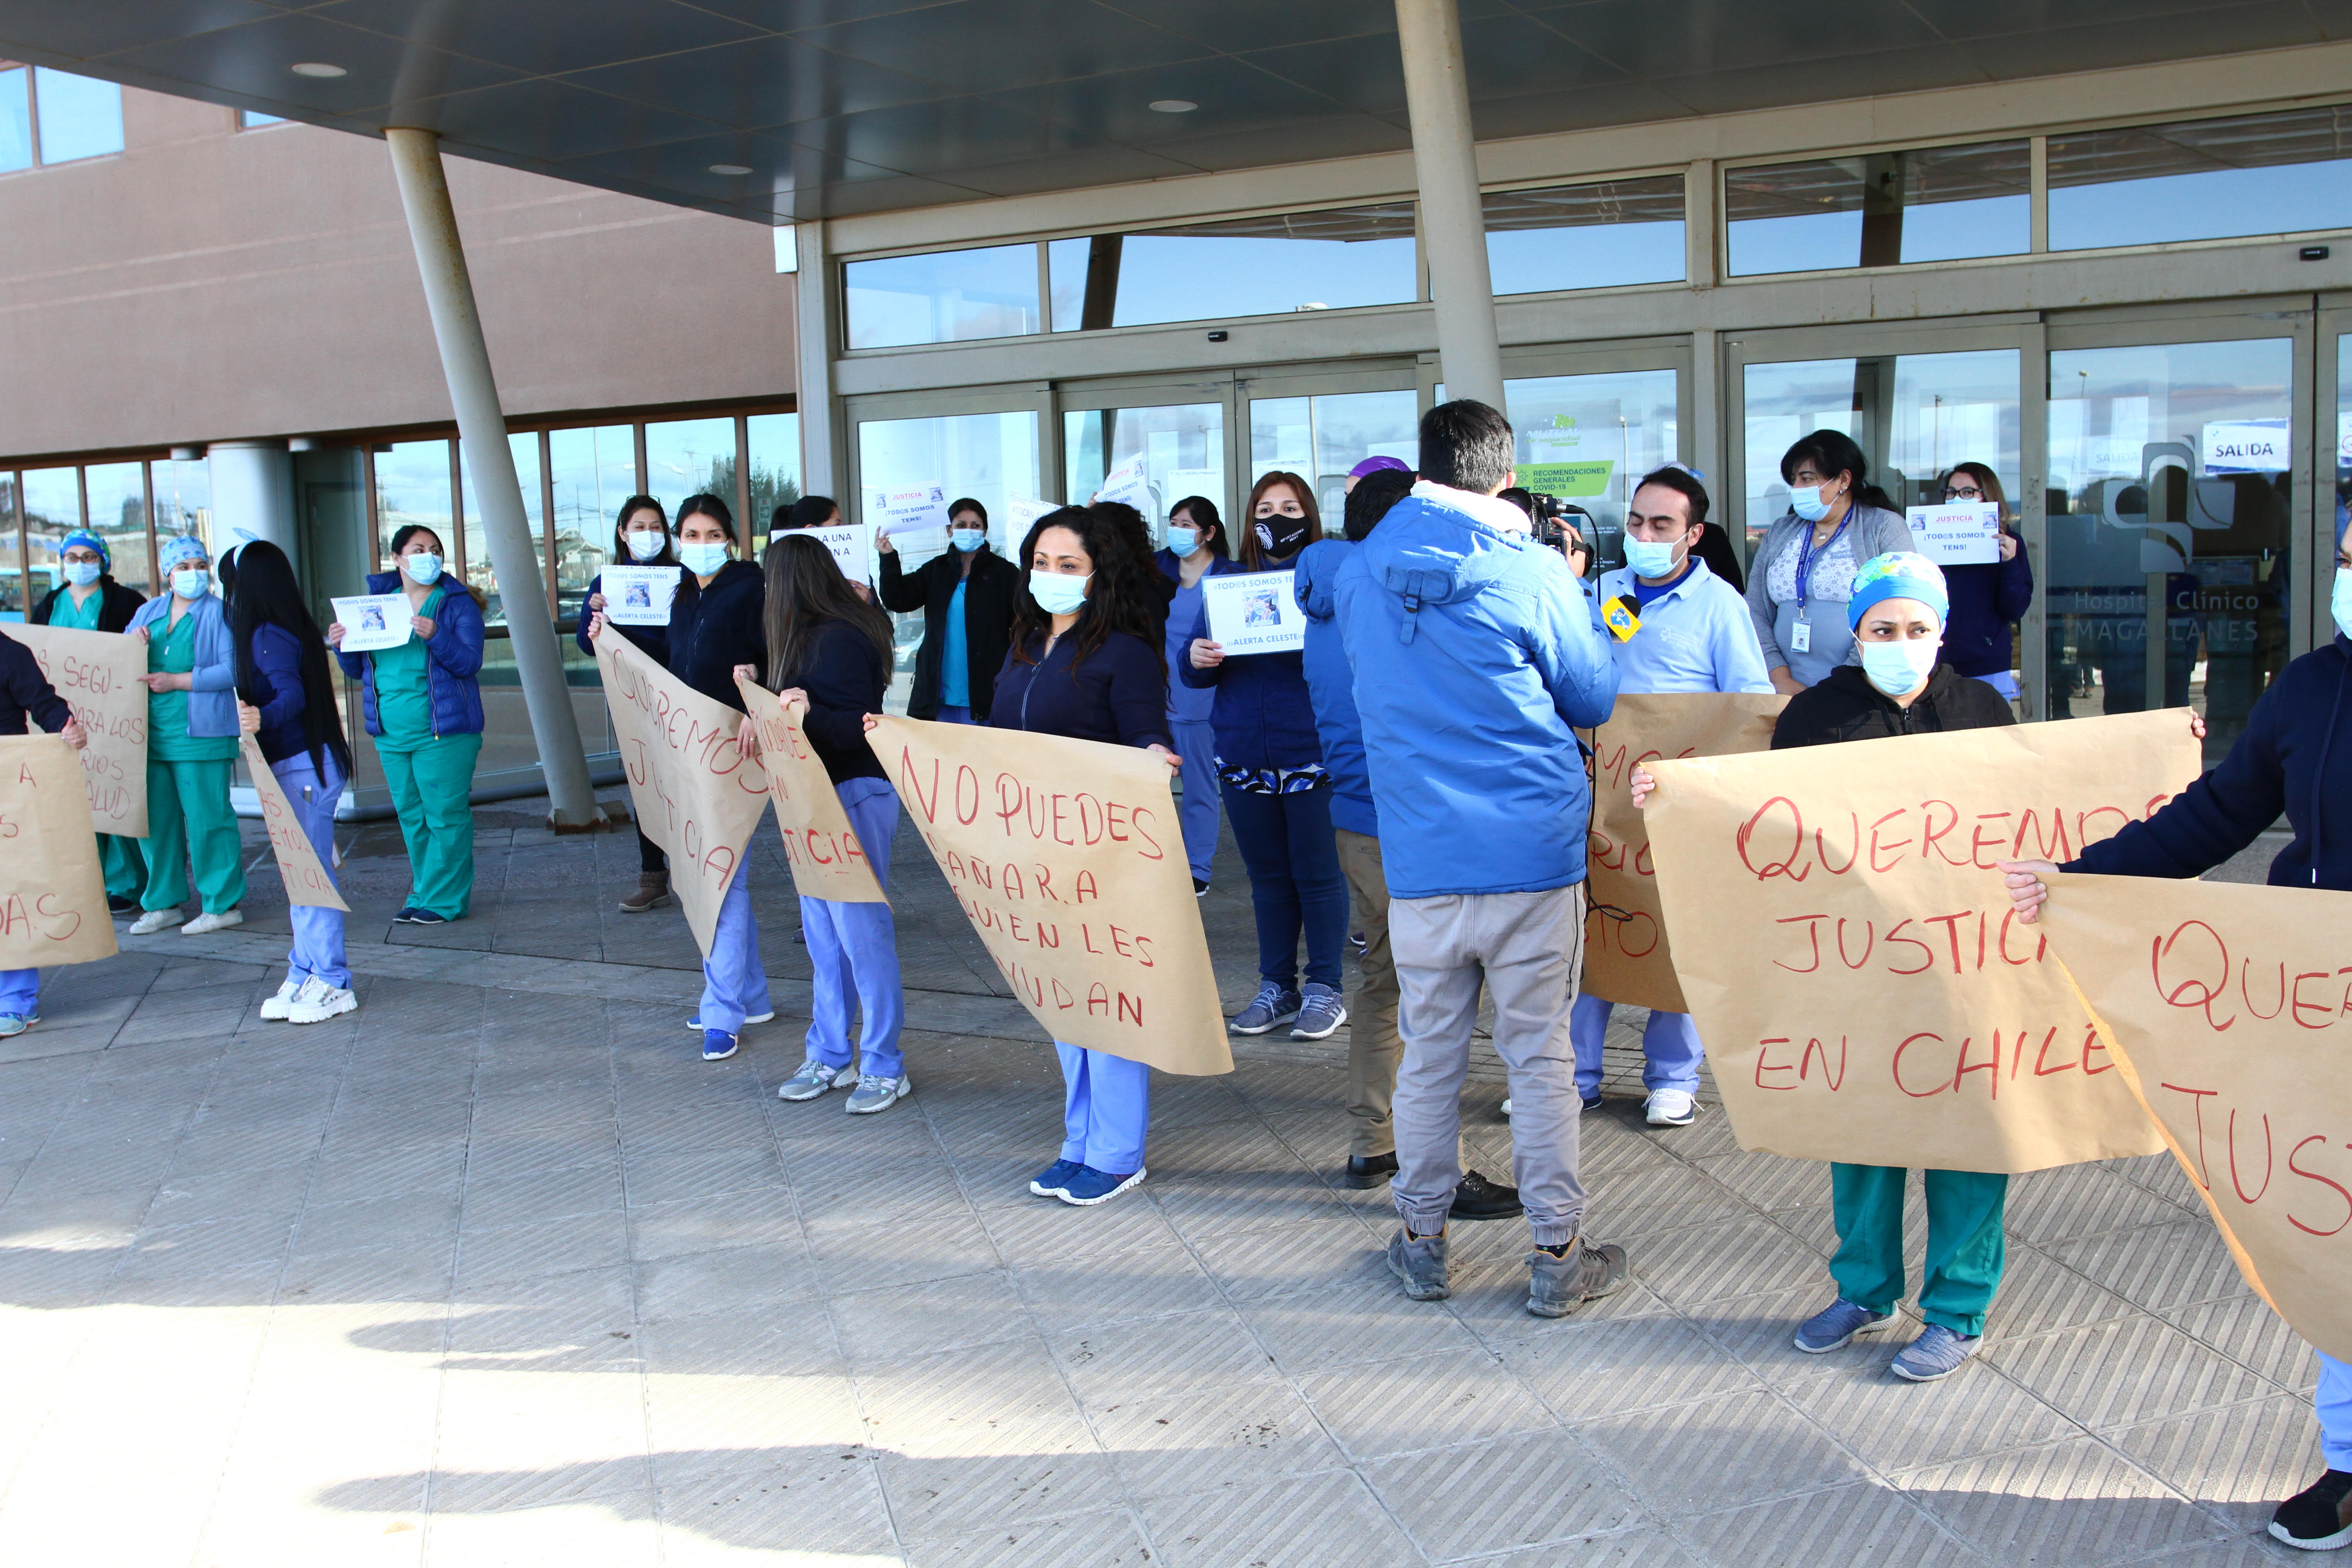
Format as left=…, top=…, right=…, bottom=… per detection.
left=1789, top=618, right=1812, bottom=655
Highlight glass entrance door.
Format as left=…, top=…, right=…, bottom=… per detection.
left=1063, top=400, right=1225, bottom=545
left=1248, top=387, right=1419, bottom=524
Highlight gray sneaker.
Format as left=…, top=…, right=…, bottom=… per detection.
left=1386, top=1229, right=1450, bottom=1301
left=778, top=1058, right=855, bottom=1101
left=1890, top=1323, right=1981, bottom=1382
left=1230, top=982, right=1302, bottom=1035
left=1526, top=1236, right=1628, bottom=1318
left=843, top=1071, right=911, bottom=1115
left=1793, top=1298, right=1895, bottom=1353
left=1290, top=982, right=1348, bottom=1040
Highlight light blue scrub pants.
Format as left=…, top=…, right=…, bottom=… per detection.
left=1170, top=716, right=1219, bottom=885
left=700, top=857, right=774, bottom=1038
left=1568, top=990, right=1705, bottom=1099
left=1055, top=1044, right=1150, bottom=1176
left=2322, top=1353, right=2352, bottom=1470
left=273, top=751, right=350, bottom=991
left=801, top=779, right=907, bottom=1080
left=0, top=968, right=35, bottom=1021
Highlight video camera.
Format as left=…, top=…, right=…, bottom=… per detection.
left=1525, top=492, right=1596, bottom=572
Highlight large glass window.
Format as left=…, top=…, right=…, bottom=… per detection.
left=1486, top=177, right=1685, bottom=295
left=30, top=69, right=122, bottom=164
left=150, top=457, right=209, bottom=551
left=2050, top=105, right=2352, bottom=251
left=549, top=425, right=636, bottom=619
left=1249, top=390, right=1419, bottom=524
left=0, top=475, right=21, bottom=620
left=19, top=467, right=81, bottom=608
left=0, top=67, right=29, bottom=173
left=2046, top=338, right=2292, bottom=762
left=83, top=463, right=149, bottom=597
left=745, top=412, right=801, bottom=534
left=456, top=433, right=544, bottom=624
left=373, top=440, right=454, bottom=567
left=644, top=416, right=737, bottom=524
left=238, top=110, right=285, bottom=130
left=1726, top=142, right=2030, bottom=276
left=1501, top=370, right=1681, bottom=568
left=1064, top=403, right=1224, bottom=548
left=845, top=245, right=1041, bottom=350
left=1050, top=206, right=1418, bottom=331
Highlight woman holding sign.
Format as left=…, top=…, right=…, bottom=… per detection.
left=975, top=505, right=1181, bottom=1205
left=1183, top=471, right=1350, bottom=1042
left=1155, top=495, right=1228, bottom=893
left=330, top=524, right=486, bottom=926
left=0, top=632, right=90, bottom=1036
left=1931, top=464, right=2034, bottom=703
left=755, top=535, right=910, bottom=1114
left=31, top=527, right=149, bottom=912
left=1744, top=431, right=1917, bottom=695
left=126, top=537, right=246, bottom=936
left=2001, top=518, right=2352, bottom=1552
left=579, top=495, right=680, bottom=915
left=222, top=542, right=358, bottom=1025
left=877, top=496, right=1019, bottom=726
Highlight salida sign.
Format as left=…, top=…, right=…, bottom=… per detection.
left=1644, top=710, right=2198, bottom=1172
left=873, top=715, right=1230, bottom=1076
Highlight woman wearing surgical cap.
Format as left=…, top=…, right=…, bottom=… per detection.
left=31, top=528, right=150, bottom=912
left=125, top=536, right=246, bottom=936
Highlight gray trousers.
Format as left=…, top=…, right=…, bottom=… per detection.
left=1391, top=884, right=1587, bottom=1248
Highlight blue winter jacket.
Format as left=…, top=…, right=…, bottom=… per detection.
left=127, top=590, right=240, bottom=739
left=333, top=571, right=487, bottom=738
left=2069, top=634, right=2352, bottom=892
left=1291, top=540, right=1376, bottom=838
left=1329, top=482, right=1619, bottom=898
left=1176, top=555, right=1323, bottom=772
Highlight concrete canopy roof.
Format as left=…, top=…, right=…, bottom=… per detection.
left=1, top=0, right=2342, bottom=225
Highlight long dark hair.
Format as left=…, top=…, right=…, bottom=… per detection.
left=760, top=534, right=892, bottom=691
left=610, top=494, right=672, bottom=567
left=677, top=492, right=737, bottom=543
left=222, top=541, right=354, bottom=782
left=1779, top=430, right=1896, bottom=515
left=1008, top=506, right=1164, bottom=687
left=1169, top=495, right=1228, bottom=558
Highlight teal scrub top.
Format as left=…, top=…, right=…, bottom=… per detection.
left=370, top=586, right=443, bottom=750
left=53, top=588, right=105, bottom=630
left=149, top=606, right=237, bottom=763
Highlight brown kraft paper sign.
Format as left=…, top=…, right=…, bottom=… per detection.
left=873, top=714, right=1231, bottom=1077
left=1582, top=692, right=1786, bottom=1013
left=2046, top=874, right=2352, bottom=1364
left=0, top=734, right=119, bottom=967
left=595, top=629, right=771, bottom=956
left=9, top=623, right=148, bottom=837
left=240, top=736, right=348, bottom=911
left=735, top=676, right=887, bottom=905
left=1643, top=709, right=2198, bottom=1173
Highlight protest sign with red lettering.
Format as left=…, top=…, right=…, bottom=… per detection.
left=595, top=629, right=770, bottom=956
left=1644, top=710, right=2197, bottom=1172
left=0, top=734, right=118, bottom=967
left=1583, top=692, right=1785, bottom=1012
left=2047, top=874, right=2352, bottom=1363
left=873, top=714, right=1231, bottom=1076
left=9, top=623, right=147, bottom=837
left=735, top=676, right=886, bottom=904
left=240, top=736, right=347, bottom=911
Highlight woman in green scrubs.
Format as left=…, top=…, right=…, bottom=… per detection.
left=30, top=526, right=150, bottom=913
left=330, top=525, right=487, bottom=926
left=126, top=536, right=246, bottom=936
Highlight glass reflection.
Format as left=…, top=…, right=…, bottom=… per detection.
left=31, top=69, right=123, bottom=163
left=846, top=245, right=1041, bottom=349
left=0, top=475, right=20, bottom=620
left=645, top=417, right=738, bottom=524
left=1063, top=403, right=1225, bottom=545
left=1485, top=177, right=1686, bottom=295
left=83, top=462, right=150, bottom=597
left=1051, top=206, right=1418, bottom=330
left=549, top=425, right=636, bottom=618
left=745, top=412, right=802, bottom=534
left=20, top=467, right=82, bottom=608
left=1249, top=390, right=1418, bottom=524
left=457, top=433, right=544, bottom=625
left=1726, top=142, right=2030, bottom=276
left=2049, top=106, right=2352, bottom=250
left=1501, top=370, right=1681, bottom=570
left=374, top=441, right=454, bottom=566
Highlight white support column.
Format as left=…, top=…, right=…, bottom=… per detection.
left=794, top=219, right=838, bottom=500
left=1395, top=0, right=1503, bottom=411
left=383, top=127, right=601, bottom=831
left=206, top=440, right=296, bottom=558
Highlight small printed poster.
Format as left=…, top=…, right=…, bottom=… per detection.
left=2202, top=419, right=2289, bottom=474
left=1094, top=458, right=1153, bottom=514
left=1201, top=569, right=1306, bottom=655
left=808, top=522, right=871, bottom=583
left=601, top=564, right=680, bottom=627
left=1906, top=501, right=2003, bottom=566
left=869, top=482, right=950, bottom=538
left=331, top=593, right=411, bottom=653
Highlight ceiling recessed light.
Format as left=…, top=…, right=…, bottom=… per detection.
left=1148, top=98, right=1197, bottom=113
left=289, top=61, right=348, bottom=78
left=707, top=163, right=753, bottom=176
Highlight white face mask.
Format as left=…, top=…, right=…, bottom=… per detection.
left=626, top=529, right=667, bottom=562
left=1789, top=485, right=1833, bottom=523
left=171, top=567, right=211, bottom=600
left=1859, top=637, right=1939, bottom=696
left=402, top=553, right=442, bottom=586
left=951, top=527, right=985, bottom=552
left=679, top=540, right=730, bottom=576
left=1029, top=569, right=1089, bottom=615
left=2333, top=565, right=2352, bottom=642
left=1166, top=525, right=1200, bottom=559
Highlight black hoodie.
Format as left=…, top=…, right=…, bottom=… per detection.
left=666, top=558, right=767, bottom=712
left=1771, top=662, right=2016, bottom=750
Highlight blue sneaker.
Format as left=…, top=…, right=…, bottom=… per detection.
left=1028, top=1159, right=1085, bottom=1198
left=1056, top=1165, right=1146, bottom=1206
left=1890, top=1323, right=1982, bottom=1382
left=1793, top=1298, right=1895, bottom=1353
left=701, top=1029, right=739, bottom=1062
left=407, top=910, right=450, bottom=927
left=0, top=1012, right=36, bottom=1038
left=1230, top=982, right=1301, bottom=1035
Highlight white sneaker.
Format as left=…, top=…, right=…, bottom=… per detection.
left=288, top=981, right=357, bottom=1025
left=259, top=978, right=302, bottom=1021
left=1645, top=1089, right=1698, bottom=1127
left=128, top=909, right=180, bottom=936
left=1500, top=1097, right=1511, bottom=1117
left=181, top=909, right=244, bottom=936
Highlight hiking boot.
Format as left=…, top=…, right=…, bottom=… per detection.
left=1452, top=1170, right=1523, bottom=1221
left=1229, top=982, right=1301, bottom=1035
left=2271, top=1470, right=2352, bottom=1551
left=1289, top=982, right=1347, bottom=1040
left=1890, top=1324, right=1981, bottom=1382
left=619, top=872, right=671, bottom=913
left=1793, top=1298, right=1896, bottom=1354
left=1527, top=1235, right=1628, bottom=1318
left=1386, top=1229, right=1450, bottom=1300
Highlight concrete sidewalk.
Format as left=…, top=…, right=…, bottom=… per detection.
left=0, top=803, right=2316, bottom=1566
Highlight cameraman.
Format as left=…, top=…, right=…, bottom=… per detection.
left=1330, top=399, right=1626, bottom=1319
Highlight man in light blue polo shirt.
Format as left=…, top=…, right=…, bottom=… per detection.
left=1573, top=465, right=1770, bottom=1127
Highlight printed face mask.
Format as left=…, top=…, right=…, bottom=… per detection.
left=951, top=528, right=985, bottom=552
left=1623, top=538, right=1681, bottom=578
left=1859, top=637, right=1939, bottom=696
left=1166, top=526, right=1200, bottom=558
left=1029, top=569, right=1089, bottom=615
left=64, top=560, right=103, bottom=587
left=172, top=567, right=211, bottom=600
left=1788, top=485, right=1832, bottom=523
left=1255, top=509, right=1311, bottom=559
left=679, top=541, right=730, bottom=576
left=626, top=530, right=667, bottom=562
left=402, top=553, right=442, bottom=586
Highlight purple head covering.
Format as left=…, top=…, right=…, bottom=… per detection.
left=1348, top=456, right=1411, bottom=480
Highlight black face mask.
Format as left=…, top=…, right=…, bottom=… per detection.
left=1255, top=510, right=1312, bottom=559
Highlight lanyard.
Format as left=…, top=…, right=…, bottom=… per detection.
left=1793, top=515, right=1850, bottom=609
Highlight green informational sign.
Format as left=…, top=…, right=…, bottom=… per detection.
left=1518, top=459, right=1614, bottom=497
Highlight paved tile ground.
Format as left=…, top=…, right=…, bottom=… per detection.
left=0, top=799, right=2315, bottom=1566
